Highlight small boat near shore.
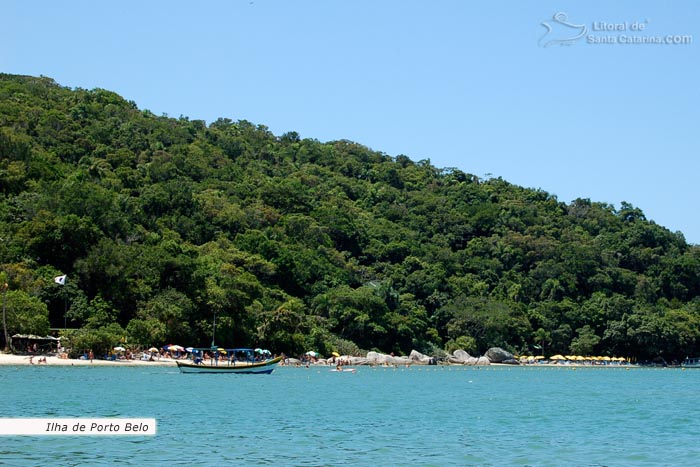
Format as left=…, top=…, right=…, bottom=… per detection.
left=681, top=357, right=700, bottom=368
left=176, top=348, right=282, bottom=374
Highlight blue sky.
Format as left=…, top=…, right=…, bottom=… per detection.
left=4, top=1, right=699, bottom=243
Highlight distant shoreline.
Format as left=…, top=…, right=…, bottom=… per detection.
left=0, top=353, right=177, bottom=367
left=0, top=353, right=653, bottom=369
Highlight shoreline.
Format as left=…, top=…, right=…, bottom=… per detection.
left=0, top=353, right=648, bottom=369
left=0, top=353, right=178, bottom=367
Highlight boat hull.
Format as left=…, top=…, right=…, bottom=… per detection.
left=682, top=357, right=700, bottom=368
left=176, top=356, right=283, bottom=374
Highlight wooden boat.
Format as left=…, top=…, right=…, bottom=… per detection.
left=176, top=348, right=282, bottom=374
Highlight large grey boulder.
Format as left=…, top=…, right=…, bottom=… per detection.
left=449, top=349, right=473, bottom=364
left=476, top=356, right=491, bottom=365
left=458, top=356, right=491, bottom=365
left=365, top=351, right=414, bottom=366
left=485, top=347, right=515, bottom=363
left=394, top=356, right=413, bottom=365
left=348, top=356, right=370, bottom=365
left=366, top=351, right=391, bottom=364
left=409, top=350, right=432, bottom=365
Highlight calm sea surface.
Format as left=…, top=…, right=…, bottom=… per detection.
left=1, top=364, right=699, bottom=466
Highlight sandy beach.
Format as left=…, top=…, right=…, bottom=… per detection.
left=0, top=353, right=178, bottom=367
left=0, top=351, right=638, bottom=369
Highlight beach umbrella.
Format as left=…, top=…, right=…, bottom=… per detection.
left=169, top=345, right=184, bottom=351
left=148, top=347, right=158, bottom=352
left=255, top=348, right=263, bottom=354
left=305, top=351, right=317, bottom=357
left=114, top=346, right=126, bottom=352
left=534, top=356, right=545, bottom=360
left=332, top=351, right=340, bottom=358
left=550, top=354, right=566, bottom=360
left=185, top=347, right=194, bottom=352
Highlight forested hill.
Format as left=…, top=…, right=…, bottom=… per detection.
left=2, top=74, right=699, bottom=362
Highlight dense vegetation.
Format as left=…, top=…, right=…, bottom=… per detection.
left=2, top=74, right=700, bottom=362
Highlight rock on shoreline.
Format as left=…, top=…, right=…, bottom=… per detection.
left=296, top=347, right=518, bottom=367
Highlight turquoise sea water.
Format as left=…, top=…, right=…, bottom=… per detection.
left=1, top=364, right=699, bottom=466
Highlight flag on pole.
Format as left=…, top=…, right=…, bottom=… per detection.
left=54, top=275, right=67, bottom=285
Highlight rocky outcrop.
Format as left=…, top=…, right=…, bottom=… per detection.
left=449, top=350, right=491, bottom=365
left=366, top=351, right=393, bottom=365
left=485, top=347, right=519, bottom=365
left=347, top=356, right=370, bottom=365
left=448, top=349, right=471, bottom=364
left=449, top=348, right=521, bottom=365
left=363, top=350, right=435, bottom=366
left=409, top=350, right=432, bottom=365
left=291, top=348, right=518, bottom=367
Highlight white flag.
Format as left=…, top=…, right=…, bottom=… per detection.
left=54, top=275, right=67, bottom=285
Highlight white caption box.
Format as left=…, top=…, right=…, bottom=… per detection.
left=0, top=418, right=157, bottom=435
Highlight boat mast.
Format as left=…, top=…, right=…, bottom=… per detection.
left=211, top=311, right=217, bottom=348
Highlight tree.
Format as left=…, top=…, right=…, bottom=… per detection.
left=569, top=325, right=600, bottom=356
left=2, top=279, right=8, bottom=351
left=533, top=327, right=551, bottom=356
left=3, top=73, right=700, bottom=361
left=3, top=289, right=50, bottom=337
left=62, top=322, right=126, bottom=359
left=126, top=288, right=195, bottom=347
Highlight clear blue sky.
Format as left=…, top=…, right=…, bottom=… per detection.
left=4, top=1, right=699, bottom=243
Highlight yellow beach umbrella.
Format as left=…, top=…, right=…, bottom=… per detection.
left=550, top=354, right=566, bottom=360
left=332, top=351, right=341, bottom=358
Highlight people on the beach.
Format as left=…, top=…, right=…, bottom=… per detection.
left=88, top=350, right=94, bottom=363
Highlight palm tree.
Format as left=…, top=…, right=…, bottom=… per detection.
left=533, top=327, right=551, bottom=357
